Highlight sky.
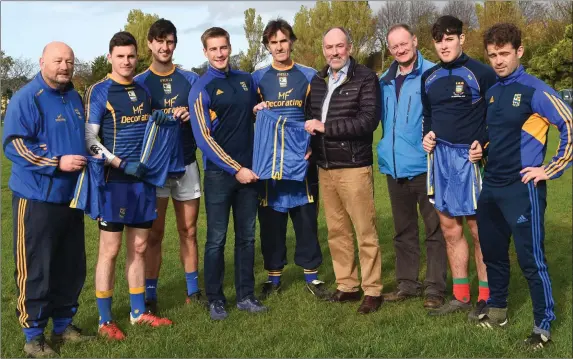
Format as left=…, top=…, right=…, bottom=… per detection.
left=1, top=1, right=387, bottom=70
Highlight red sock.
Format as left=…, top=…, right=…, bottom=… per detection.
left=452, top=278, right=470, bottom=303
left=478, top=281, right=489, bottom=302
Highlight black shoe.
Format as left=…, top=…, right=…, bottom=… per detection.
left=468, top=299, right=488, bottom=321
left=186, top=290, right=209, bottom=308
left=23, top=334, right=57, bottom=358
left=260, top=281, right=281, bottom=300
left=145, top=299, right=158, bottom=314
left=383, top=289, right=420, bottom=302
left=524, top=332, right=551, bottom=351
left=305, top=280, right=332, bottom=300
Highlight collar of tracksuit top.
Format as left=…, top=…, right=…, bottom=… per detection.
left=496, top=64, right=525, bottom=86
left=440, top=51, right=469, bottom=70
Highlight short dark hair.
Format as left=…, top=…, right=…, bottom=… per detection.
left=201, top=27, right=230, bottom=49
left=387, top=23, right=414, bottom=41
left=148, top=18, right=178, bottom=44
left=109, top=31, right=137, bottom=54
left=431, top=15, right=463, bottom=41
left=483, top=22, right=522, bottom=51
left=262, top=18, right=297, bottom=46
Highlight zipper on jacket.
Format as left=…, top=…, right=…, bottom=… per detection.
left=405, top=96, right=412, bottom=124
left=392, top=84, right=406, bottom=178
left=46, top=177, right=54, bottom=200
left=319, top=78, right=330, bottom=168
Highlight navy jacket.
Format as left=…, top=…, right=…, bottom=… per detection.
left=484, top=65, right=573, bottom=186
left=3, top=73, right=85, bottom=203
left=188, top=66, right=258, bottom=175
left=422, top=53, right=496, bottom=146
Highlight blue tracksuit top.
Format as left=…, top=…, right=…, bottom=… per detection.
left=484, top=65, right=573, bottom=186
left=188, top=65, right=258, bottom=175
left=3, top=72, right=86, bottom=203
left=422, top=52, right=497, bottom=146
left=377, top=51, right=435, bottom=179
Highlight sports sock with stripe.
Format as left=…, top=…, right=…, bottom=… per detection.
left=303, top=268, right=318, bottom=283
left=129, top=287, right=146, bottom=319
left=268, top=270, right=282, bottom=285
left=478, top=281, right=490, bottom=302
left=452, top=278, right=470, bottom=303
left=96, top=289, right=113, bottom=325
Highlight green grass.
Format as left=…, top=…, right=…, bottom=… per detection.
left=1, top=127, right=571, bottom=358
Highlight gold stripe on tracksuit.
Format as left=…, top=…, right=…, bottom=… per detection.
left=16, top=198, right=29, bottom=328
left=544, top=93, right=573, bottom=177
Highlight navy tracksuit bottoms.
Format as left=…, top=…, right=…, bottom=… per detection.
left=477, top=180, right=555, bottom=332
left=12, top=195, right=86, bottom=329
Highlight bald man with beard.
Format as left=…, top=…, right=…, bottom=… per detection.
left=3, top=41, right=93, bottom=357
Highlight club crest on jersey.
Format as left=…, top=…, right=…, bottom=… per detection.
left=163, top=83, right=172, bottom=95
left=279, top=76, right=288, bottom=88
left=455, top=82, right=464, bottom=95
left=127, top=90, right=138, bottom=102
left=512, top=93, right=521, bottom=107
left=119, top=208, right=126, bottom=218
left=240, top=81, right=249, bottom=91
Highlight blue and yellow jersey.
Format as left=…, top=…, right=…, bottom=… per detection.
left=252, top=62, right=317, bottom=210
left=422, top=52, right=497, bottom=145
left=188, top=65, right=258, bottom=175
left=134, top=65, right=199, bottom=165
left=2, top=72, right=86, bottom=203
left=84, top=74, right=152, bottom=182
left=484, top=65, right=573, bottom=186
left=251, top=62, right=316, bottom=122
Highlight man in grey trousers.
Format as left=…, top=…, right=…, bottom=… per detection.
left=376, top=24, right=447, bottom=309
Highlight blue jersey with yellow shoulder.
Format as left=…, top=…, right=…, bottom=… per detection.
left=85, top=74, right=152, bottom=182
left=252, top=62, right=317, bottom=211
left=252, top=62, right=316, bottom=122
left=134, top=65, right=199, bottom=165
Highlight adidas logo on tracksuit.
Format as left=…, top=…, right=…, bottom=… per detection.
left=517, top=215, right=528, bottom=224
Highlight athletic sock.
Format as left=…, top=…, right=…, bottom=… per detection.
left=145, top=278, right=158, bottom=301
left=129, top=287, right=146, bottom=319
left=96, top=289, right=114, bottom=325
left=52, top=317, right=72, bottom=335
left=185, top=271, right=199, bottom=296
left=23, top=328, right=44, bottom=343
left=452, top=278, right=470, bottom=303
left=303, top=268, right=318, bottom=283
left=268, top=270, right=282, bottom=285
left=478, top=281, right=490, bottom=302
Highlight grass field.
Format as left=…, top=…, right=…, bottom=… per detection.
left=1, top=127, right=571, bottom=358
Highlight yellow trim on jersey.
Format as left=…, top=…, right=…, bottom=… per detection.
left=13, top=138, right=58, bottom=166
left=271, top=116, right=282, bottom=179
left=148, top=64, right=176, bottom=76
left=108, top=73, right=133, bottom=85
left=271, top=60, right=295, bottom=71
left=278, top=117, right=287, bottom=180
left=70, top=167, right=87, bottom=208
left=16, top=198, right=29, bottom=328
left=305, top=177, right=314, bottom=203
left=141, top=122, right=159, bottom=164
left=193, top=92, right=241, bottom=171
left=105, top=102, right=118, bottom=154
left=427, top=153, right=434, bottom=196
left=85, top=77, right=108, bottom=123
left=544, top=93, right=573, bottom=177
left=522, top=114, right=549, bottom=145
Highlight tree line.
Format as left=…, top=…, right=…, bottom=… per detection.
left=1, top=0, right=571, bottom=117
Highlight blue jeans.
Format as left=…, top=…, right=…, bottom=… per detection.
left=203, top=170, right=258, bottom=303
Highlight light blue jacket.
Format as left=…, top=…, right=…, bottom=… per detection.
left=377, top=51, right=435, bottom=179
